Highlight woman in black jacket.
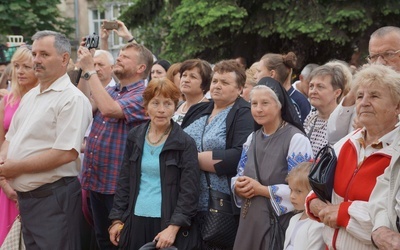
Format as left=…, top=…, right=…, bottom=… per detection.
left=181, top=60, right=254, bottom=249
left=109, top=78, right=200, bottom=249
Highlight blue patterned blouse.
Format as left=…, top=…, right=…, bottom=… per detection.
left=183, top=106, right=233, bottom=211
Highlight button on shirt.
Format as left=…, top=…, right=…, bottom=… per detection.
left=81, top=80, right=148, bottom=194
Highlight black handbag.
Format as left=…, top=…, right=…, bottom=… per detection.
left=308, top=145, right=337, bottom=203
left=200, top=173, right=238, bottom=248
left=265, top=200, right=285, bottom=250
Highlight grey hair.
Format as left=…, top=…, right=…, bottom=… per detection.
left=249, top=85, right=282, bottom=109
left=32, top=30, right=71, bottom=56
left=300, top=63, right=319, bottom=80
left=309, top=64, right=346, bottom=103
left=371, top=26, right=400, bottom=38
left=94, top=49, right=114, bottom=65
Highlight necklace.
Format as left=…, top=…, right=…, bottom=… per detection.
left=262, top=120, right=286, bottom=136
left=146, top=123, right=172, bottom=146
left=276, top=120, right=286, bottom=133
left=181, top=96, right=206, bottom=114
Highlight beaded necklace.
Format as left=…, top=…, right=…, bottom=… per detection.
left=146, top=123, right=172, bottom=146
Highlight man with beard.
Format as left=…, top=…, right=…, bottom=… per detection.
left=0, top=30, right=92, bottom=249
left=78, top=42, right=152, bottom=249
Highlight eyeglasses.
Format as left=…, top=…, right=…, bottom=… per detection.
left=367, top=50, right=400, bottom=62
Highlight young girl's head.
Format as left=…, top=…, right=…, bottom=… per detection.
left=286, top=162, right=312, bottom=211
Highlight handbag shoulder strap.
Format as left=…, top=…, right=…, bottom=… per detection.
left=252, top=132, right=261, bottom=181
left=202, top=116, right=231, bottom=191
left=252, top=132, right=279, bottom=218
left=306, top=114, right=318, bottom=139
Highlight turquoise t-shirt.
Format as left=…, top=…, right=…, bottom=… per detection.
left=134, top=140, right=164, bottom=217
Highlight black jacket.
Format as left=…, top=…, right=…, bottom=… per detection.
left=181, top=97, right=254, bottom=177
left=109, top=120, right=200, bottom=229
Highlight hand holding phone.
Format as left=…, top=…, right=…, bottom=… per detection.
left=103, top=21, right=119, bottom=30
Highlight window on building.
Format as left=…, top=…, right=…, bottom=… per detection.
left=89, top=2, right=131, bottom=51
left=91, top=9, right=105, bottom=38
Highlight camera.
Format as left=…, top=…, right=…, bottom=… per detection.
left=84, top=33, right=99, bottom=49
left=103, top=21, right=119, bottom=30
left=75, top=33, right=99, bottom=84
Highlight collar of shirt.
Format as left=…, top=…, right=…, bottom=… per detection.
left=355, top=127, right=399, bottom=165
left=107, top=78, right=117, bottom=87
left=114, top=79, right=145, bottom=92
left=356, top=126, right=398, bottom=149
left=36, top=73, right=71, bottom=94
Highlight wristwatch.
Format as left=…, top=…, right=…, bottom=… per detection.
left=81, top=70, right=97, bottom=80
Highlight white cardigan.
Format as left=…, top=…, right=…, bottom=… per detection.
left=284, top=212, right=325, bottom=250
left=369, top=141, right=400, bottom=232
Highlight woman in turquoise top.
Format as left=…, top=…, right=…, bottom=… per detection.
left=109, top=78, right=200, bottom=249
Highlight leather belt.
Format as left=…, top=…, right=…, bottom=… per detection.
left=17, top=177, right=76, bottom=199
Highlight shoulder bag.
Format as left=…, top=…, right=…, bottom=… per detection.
left=200, top=173, right=238, bottom=248
left=0, top=215, right=26, bottom=250
left=308, top=145, right=337, bottom=203
left=199, top=117, right=238, bottom=248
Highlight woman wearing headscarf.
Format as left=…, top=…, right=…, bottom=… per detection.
left=231, top=77, right=313, bottom=249
left=255, top=52, right=311, bottom=123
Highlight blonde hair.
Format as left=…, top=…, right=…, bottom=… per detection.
left=286, top=162, right=312, bottom=192
left=9, top=47, right=37, bottom=105
left=245, top=63, right=258, bottom=87
left=353, top=64, right=400, bottom=105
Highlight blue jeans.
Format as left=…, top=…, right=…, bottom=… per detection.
left=89, top=191, right=118, bottom=250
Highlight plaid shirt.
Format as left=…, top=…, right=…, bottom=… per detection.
left=81, top=80, right=148, bottom=194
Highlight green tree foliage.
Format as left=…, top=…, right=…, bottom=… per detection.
left=0, top=0, right=74, bottom=43
left=120, top=0, right=400, bottom=68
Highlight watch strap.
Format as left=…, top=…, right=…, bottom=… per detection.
left=81, top=70, right=97, bottom=80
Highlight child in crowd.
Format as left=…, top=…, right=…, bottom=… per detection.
left=284, top=162, right=325, bottom=250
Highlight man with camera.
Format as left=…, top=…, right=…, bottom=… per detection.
left=78, top=31, right=153, bottom=249
left=0, top=30, right=92, bottom=249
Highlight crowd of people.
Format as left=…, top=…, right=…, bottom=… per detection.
left=1, top=20, right=400, bottom=250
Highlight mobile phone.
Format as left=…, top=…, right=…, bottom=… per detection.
left=103, top=21, right=118, bottom=30
left=84, top=33, right=99, bottom=49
